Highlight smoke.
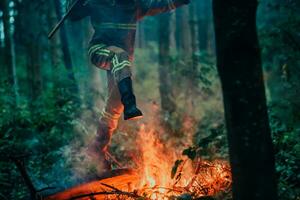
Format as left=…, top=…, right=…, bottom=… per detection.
left=40, top=46, right=226, bottom=197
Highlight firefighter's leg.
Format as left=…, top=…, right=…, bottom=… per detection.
left=107, top=46, right=143, bottom=120
left=87, top=71, right=123, bottom=171
left=87, top=44, right=142, bottom=171
left=87, top=44, right=122, bottom=171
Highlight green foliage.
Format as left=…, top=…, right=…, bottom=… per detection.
left=182, top=147, right=197, bottom=161
left=170, top=51, right=218, bottom=94
left=0, top=79, right=82, bottom=199
left=257, top=1, right=300, bottom=199
left=269, top=107, right=300, bottom=200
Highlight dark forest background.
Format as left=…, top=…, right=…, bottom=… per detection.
left=0, top=0, right=299, bottom=199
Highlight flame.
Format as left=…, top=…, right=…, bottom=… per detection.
left=134, top=124, right=232, bottom=199
left=136, top=125, right=172, bottom=199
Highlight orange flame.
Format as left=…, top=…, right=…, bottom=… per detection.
left=136, top=125, right=172, bottom=199
left=134, top=124, right=232, bottom=199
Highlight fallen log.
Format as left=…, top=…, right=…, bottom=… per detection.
left=44, top=168, right=140, bottom=200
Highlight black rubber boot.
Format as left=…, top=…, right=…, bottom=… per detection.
left=118, top=77, right=143, bottom=120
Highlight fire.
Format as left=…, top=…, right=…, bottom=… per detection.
left=136, top=125, right=174, bottom=199
left=134, top=125, right=232, bottom=199
left=45, top=125, right=231, bottom=200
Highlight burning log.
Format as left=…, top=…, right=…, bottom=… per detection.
left=45, top=169, right=140, bottom=200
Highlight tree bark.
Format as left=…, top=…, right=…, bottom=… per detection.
left=47, top=0, right=60, bottom=88
left=0, top=5, right=3, bottom=70
left=213, top=1, right=278, bottom=200
left=158, top=13, right=176, bottom=115
left=197, top=0, right=209, bottom=52
left=189, top=1, right=199, bottom=68
left=176, top=6, right=192, bottom=58
left=136, top=22, right=145, bottom=48
left=197, top=0, right=214, bottom=55
left=21, top=0, right=43, bottom=102
left=54, top=0, right=79, bottom=94
left=1, top=0, right=19, bottom=105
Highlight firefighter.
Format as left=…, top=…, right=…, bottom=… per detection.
left=67, top=0, right=190, bottom=171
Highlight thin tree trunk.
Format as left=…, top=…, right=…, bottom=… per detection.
left=189, top=2, right=199, bottom=83
left=2, top=0, right=19, bottom=105
left=0, top=7, right=3, bottom=64
left=169, top=13, right=177, bottom=52
left=22, top=0, right=43, bottom=102
left=54, top=0, right=79, bottom=94
left=197, top=0, right=210, bottom=52
left=158, top=13, right=176, bottom=115
left=206, top=0, right=215, bottom=55
left=47, top=0, right=60, bottom=87
left=0, top=6, right=5, bottom=82
left=176, top=6, right=192, bottom=58
left=27, top=41, right=43, bottom=101
left=136, top=22, right=145, bottom=48
left=213, top=1, right=278, bottom=200
left=189, top=2, right=199, bottom=63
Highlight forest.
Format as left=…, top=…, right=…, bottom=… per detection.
left=0, top=0, right=299, bottom=199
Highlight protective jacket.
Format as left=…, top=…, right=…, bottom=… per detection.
left=69, top=0, right=190, bottom=56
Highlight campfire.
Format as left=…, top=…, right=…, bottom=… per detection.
left=46, top=125, right=231, bottom=200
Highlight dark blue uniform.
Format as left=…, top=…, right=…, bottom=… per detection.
left=70, top=0, right=190, bottom=60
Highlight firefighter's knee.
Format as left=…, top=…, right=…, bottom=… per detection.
left=109, top=48, right=132, bottom=82
left=88, top=44, right=114, bottom=70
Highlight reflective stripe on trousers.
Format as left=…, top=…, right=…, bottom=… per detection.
left=88, top=44, right=133, bottom=131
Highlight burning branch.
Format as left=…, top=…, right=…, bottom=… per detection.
left=69, top=183, right=146, bottom=200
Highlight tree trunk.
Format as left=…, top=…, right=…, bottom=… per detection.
left=176, top=6, right=192, bottom=58
left=188, top=1, right=199, bottom=89
left=54, top=0, right=79, bottom=94
left=189, top=2, right=199, bottom=68
left=206, top=0, right=215, bottom=55
left=0, top=5, right=3, bottom=72
left=197, top=0, right=209, bottom=52
left=27, top=42, right=43, bottom=101
left=136, top=22, right=145, bottom=48
left=2, top=0, right=19, bottom=105
left=22, top=0, right=43, bottom=102
left=213, top=1, right=278, bottom=200
left=158, top=13, right=176, bottom=116
left=47, top=0, right=60, bottom=87
left=197, top=0, right=214, bottom=55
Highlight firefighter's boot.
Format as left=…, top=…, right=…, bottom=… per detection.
left=118, top=77, right=143, bottom=120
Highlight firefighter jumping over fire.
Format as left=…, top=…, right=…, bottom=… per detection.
left=57, top=0, right=190, bottom=173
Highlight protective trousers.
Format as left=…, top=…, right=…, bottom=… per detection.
left=88, top=44, right=133, bottom=151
